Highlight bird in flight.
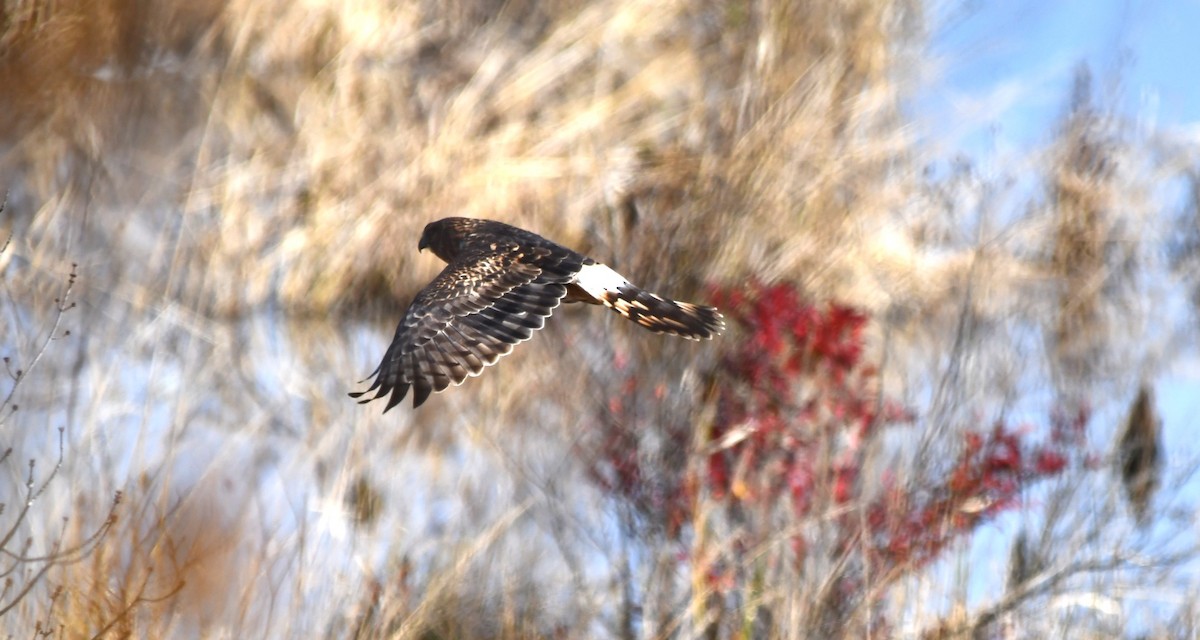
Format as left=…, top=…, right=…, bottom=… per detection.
left=351, top=217, right=723, bottom=411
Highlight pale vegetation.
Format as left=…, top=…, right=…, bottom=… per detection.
left=2, top=0, right=1199, bottom=638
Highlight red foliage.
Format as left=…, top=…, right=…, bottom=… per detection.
left=707, top=283, right=1088, bottom=572
left=860, top=421, right=1078, bottom=573
left=583, top=281, right=1091, bottom=629
left=704, top=283, right=907, bottom=526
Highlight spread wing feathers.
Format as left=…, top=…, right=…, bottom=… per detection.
left=351, top=248, right=580, bottom=411
left=573, top=263, right=724, bottom=340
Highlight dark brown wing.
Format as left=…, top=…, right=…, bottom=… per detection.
left=351, top=245, right=581, bottom=411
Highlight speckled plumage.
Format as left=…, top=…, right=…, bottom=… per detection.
left=351, top=217, right=723, bottom=411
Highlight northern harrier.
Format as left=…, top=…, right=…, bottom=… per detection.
left=351, top=217, right=723, bottom=411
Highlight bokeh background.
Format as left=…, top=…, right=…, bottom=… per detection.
left=2, top=1, right=1199, bottom=637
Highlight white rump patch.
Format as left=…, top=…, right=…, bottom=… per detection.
left=573, top=263, right=630, bottom=300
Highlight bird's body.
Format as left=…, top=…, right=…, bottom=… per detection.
left=351, top=217, right=722, bottom=411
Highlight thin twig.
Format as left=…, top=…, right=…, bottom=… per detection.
left=0, top=263, right=78, bottom=418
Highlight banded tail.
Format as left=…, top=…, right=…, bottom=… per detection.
left=570, top=263, right=724, bottom=340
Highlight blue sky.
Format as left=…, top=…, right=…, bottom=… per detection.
left=923, top=1, right=1200, bottom=621
left=929, top=0, right=1200, bottom=154
left=928, top=0, right=1200, bottom=380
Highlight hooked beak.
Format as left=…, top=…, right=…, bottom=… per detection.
left=418, top=236, right=429, bottom=253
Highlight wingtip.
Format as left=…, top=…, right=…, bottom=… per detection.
left=355, top=364, right=383, bottom=386
left=381, top=382, right=411, bottom=413
left=412, top=382, right=432, bottom=408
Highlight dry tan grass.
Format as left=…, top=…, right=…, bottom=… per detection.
left=1, top=0, right=1196, bottom=638
left=2, top=0, right=933, bottom=317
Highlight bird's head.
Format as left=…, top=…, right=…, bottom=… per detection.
left=419, top=217, right=477, bottom=262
